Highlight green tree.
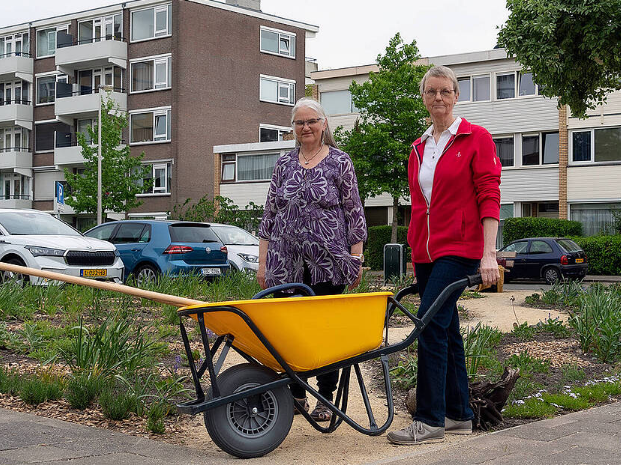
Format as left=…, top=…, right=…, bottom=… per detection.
left=172, top=195, right=264, bottom=232
left=498, top=0, right=621, bottom=118
left=335, top=33, right=430, bottom=242
left=64, top=95, right=151, bottom=221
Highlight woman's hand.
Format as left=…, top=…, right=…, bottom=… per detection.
left=257, top=264, right=267, bottom=289
left=257, top=239, right=269, bottom=289
left=479, top=252, right=500, bottom=286
left=348, top=265, right=363, bottom=291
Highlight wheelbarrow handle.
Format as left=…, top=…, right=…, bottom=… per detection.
left=251, top=283, right=315, bottom=299
left=466, top=274, right=483, bottom=287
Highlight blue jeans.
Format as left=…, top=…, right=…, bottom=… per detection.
left=414, top=256, right=479, bottom=427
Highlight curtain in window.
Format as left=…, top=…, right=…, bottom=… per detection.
left=238, top=154, right=279, bottom=181
left=570, top=203, right=621, bottom=236
left=131, top=113, right=153, bottom=142
left=132, top=62, right=153, bottom=91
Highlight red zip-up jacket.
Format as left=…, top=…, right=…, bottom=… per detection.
left=407, top=118, right=501, bottom=264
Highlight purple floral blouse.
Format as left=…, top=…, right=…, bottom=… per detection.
left=259, top=146, right=367, bottom=287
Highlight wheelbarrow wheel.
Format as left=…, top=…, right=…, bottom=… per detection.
left=204, top=363, right=294, bottom=458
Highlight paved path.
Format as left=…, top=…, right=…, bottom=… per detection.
left=1, top=402, right=620, bottom=464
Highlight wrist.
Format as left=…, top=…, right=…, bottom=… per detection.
left=352, top=253, right=364, bottom=264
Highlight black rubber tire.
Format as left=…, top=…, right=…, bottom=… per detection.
left=134, top=264, right=159, bottom=287
left=544, top=266, right=561, bottom=285
left=204, top=364, right=294, bottom=459
left=1, top=258, right=29, bottom=286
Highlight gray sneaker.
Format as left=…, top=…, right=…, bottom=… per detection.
left=387, top=420, right=444, bottom=445
left=445, top=417, right=472, bottom=434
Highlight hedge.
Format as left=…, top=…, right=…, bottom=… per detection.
left=503, top=217, right=582, bottom=244
left=366, top=225, right=410, bottom=270
left=571, top=235, right=621, bottom=276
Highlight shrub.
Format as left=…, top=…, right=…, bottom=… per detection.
left=572, top=235, right=621, bottom=275
left=366, top=225, right=409, bottom=270
left=503, top=217, right=582, bottom=244
left=99, top=389, right=138, bottom=420
left=462, top=323, right=503, bottom=378
left=0, top=367, right=21, bottom=396
left=19, top=373, right=64, bottom=406
left=146, top=401, right=167, bottom=434
left=65, top=373, right=104, bottom=410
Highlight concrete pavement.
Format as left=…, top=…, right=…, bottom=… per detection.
left=1, top=402, right=620, bottom=464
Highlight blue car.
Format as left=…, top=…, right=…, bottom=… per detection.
left=497, top=237, right=588, bottom=284
left=85, top=220, right=229, bottom=286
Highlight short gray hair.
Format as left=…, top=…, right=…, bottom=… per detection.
left=419, top=66, right=459, bottom=96
left=291, top=97, right=338, bottom=148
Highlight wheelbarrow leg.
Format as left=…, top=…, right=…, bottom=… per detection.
left=179, top=318, right=204, bottom=401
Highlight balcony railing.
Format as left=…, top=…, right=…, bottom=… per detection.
left=57, top=32, right=126, bottom=49
left=56, top=82, right=125, bottom=99
left=0, top=99, right=32, bottom=106
left=55, top=131, right=125, bottom=148
left=0, top=51, right=32, bottom=59
left=1, top=194, right=30, bottom=200
left=0, top=146, right=31, bottom=153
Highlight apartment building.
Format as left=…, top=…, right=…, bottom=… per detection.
left=214, top=48, right=621, bottom=241
left=0, top=0, right=316, bottom=229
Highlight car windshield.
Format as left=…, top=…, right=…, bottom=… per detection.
left=169, top=224, right=221, bottom=243
left=556, top=239, right=582, bottom=253
left=0, top=212, right=81, bottom=236
left=212, top=225, right=259, bottom=246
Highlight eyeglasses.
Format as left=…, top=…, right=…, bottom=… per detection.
left=424, top=89, right=455, bottom=99
left=292, top=118, right=324, bottom=127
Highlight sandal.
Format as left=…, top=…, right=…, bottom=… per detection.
left=310, top=402, right=333, bottom=422
left=294, top=397, right=309, bottom=415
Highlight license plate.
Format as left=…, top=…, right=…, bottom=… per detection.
left=575, top=258, right=584, bottom=263
left=201, top=268, right=221, bottom=276
left=81, top=269, right=107, bottom=278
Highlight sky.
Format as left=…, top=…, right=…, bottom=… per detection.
left=1, top=0, right=510, bottom=70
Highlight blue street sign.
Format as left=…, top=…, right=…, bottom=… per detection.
left=56, top=182, right=64, bottom=205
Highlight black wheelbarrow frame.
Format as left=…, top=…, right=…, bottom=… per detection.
left=175, top=274, right=482, bottom=458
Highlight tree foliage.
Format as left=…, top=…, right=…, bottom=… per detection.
left=171, top=195, right=264, bottom=233
left=335, top=33, right=430, bottom=241
left=498, top=0, right=621, bottom=118
left=64, top=95, right=150, bottom=220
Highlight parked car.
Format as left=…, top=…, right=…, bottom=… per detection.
left=497, top=237, right=588, bottom=284
left=84, top=220, right=229, bottom=286
left=0, top=209, right=124, bottom=285
left=209, top=224, right=259, bottom=272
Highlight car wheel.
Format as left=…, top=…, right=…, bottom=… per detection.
left=1, top=258, right=30, bottom=286
left=134, top=264, right=159, bottom=287
left=543, top=266, right=561, bottom=285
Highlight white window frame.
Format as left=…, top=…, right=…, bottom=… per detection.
left=518, top=71, right=538, bottom=97
left=221, top=154, right=236, bottom=182
left=36, top=25, right=69, bottom=58
left=496, top=72, right=516, bottom=100
left=35, top=72, right=66, bottom=106
left=130, top=3, right=172, bottom=43
left=471, top=74, right=491, bottom=102
left=130, top=54, right=172, bottom=93
left=259, top=124, right=292, bottom=142
left=129, top=106, right=172, bottom=145
left=136, top=160, right=173, bottom=196
left=569, top=127, right=621, bottom=165
left=456, top=76, right=471, bottom=102
left=493, top=135, right=515, bottom=169
left=260, top=26, right=296, bottom=59
left=78, top=13, right=123, bottom=44
left=260, top=75, right=296, bottom=106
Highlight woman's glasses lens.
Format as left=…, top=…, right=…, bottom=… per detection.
left=293, top=118, right=322, bottom=127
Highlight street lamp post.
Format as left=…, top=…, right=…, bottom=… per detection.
left=97, top=89, right=102, bottom=225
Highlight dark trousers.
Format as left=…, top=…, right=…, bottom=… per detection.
left=288, top=265, right=345, bottom=402
left=413, top=256, right=479, bottom=427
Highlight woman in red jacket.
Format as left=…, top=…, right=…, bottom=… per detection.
left=387, top=65, right=501, bottom=445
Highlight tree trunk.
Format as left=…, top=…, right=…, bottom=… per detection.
left=391, top=196, right=399, bottom=243
left=469, top=367, right=521, bottom=430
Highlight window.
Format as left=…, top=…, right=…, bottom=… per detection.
left=260, top=76, right=296, bottom=105
left=570, top=202, right=621, bottom=236
left=457, top=77, right=470, bottom=101
left=494, top=136, right=514, bottom=167
left=238, top=153, right=279, bottom=181
left=472, top=75, right=490, bottom=101
left=518, top=72, right=536, bottom=96
left=259, top=125, right=291, bottom=142
left=131, top=55, right=172, bottom=92
left=522, top=134, right=540, bottom=166
left=138, top=162, right=172, bottom=194
left=496, top=73, right=515, bottom=99
left=221, top=154, right=236, bottom=181
left=0, top=127, right=30, bottom=152
left=503, top=240, right=528, bottom=254
left=35, top=121, right=70, bottom=152
left=78, top=14, right=122, bottom=44
left=529, top=240, right=553, bottom=254
left=77, top=119, right=94, bottom=145
left=0, top=80, right=30, bottom=105
left=321, top=90, right=357, bottom=115
left=131, top=4, right=172, bottom=42
left=594, top=127, right=621, bottom=162
left=572, top=131, right=591, bottom=162
left=36, top=76, right=56, bottom=104
left=130, top=108, right=171, bottom=143
left=260, top=26, right=296, bottom=58
left=542, top=132, right=559, bottom=164
left=36, top=26, right=68, bottom=57
left=0, top=32, right=30, bottom=57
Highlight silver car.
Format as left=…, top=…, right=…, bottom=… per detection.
left=0, top=209, right=124, bottom=285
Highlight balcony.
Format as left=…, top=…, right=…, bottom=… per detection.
left=55, top=33, right=127, bottom=75
left=54, top=83, right=127, bottom=125
left=0, top=100, right=33, bottom=130
left=0, top=147, right=32, bottom=171
left=54, top=131, right=126, bottom=167
left=0, top=52, right=34, bottom=82
left=0, top=195, right=32, bottom=209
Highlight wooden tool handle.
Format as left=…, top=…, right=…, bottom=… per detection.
left=0, top=262, right=204, bottom=307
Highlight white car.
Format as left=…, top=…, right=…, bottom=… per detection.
left=0, top=209, right=124, bottom=285
left=210, top=224, right=259, bottom=272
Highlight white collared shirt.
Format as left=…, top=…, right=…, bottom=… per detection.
left=419, top=117, right=461, bottom=203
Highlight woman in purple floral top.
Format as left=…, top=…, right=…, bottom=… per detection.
left=258, top=97, right=367, bottom=422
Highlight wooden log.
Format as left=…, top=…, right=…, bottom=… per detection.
left=0, top=262, right=204, bottom=307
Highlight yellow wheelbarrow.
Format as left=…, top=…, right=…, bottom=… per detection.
left=0, top=262, right=481, bottom=459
